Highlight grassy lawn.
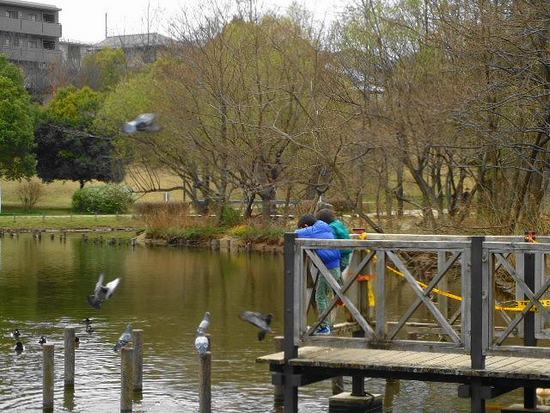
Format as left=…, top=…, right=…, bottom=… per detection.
left=0, top=214, right=142, bottom=230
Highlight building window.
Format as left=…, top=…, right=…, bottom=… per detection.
left=28, top=39, right=38, bottom=48
left=27, top=14, right=37, bottom=21
left=1, top=38, right=8, bottom=47
left=43, top=39, right=55, bottom=50
left=10, top=37, right=20, bottom=47
left=43, top=13, right=55, bottom=23
left=7, top=10, right=18, bottom=19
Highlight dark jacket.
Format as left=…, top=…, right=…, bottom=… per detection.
left=296, top=220, right=341, bottom=270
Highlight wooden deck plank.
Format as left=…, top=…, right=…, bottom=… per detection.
left=258, top=346, right=550, bottom=383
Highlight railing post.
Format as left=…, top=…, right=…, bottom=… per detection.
left=470, top=236, right=485, bottom=413
left=283, top=232, right=298, bottom=413
left=523, top=252, right=537, bottom=409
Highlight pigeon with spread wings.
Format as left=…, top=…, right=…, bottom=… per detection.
left=239, top=311, right=273, bottom=341
left=87, top=273, right=120, bottom=309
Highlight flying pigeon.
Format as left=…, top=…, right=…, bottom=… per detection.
left=113, top=323, right=132, bottom=352
left=38, top=336, right=46, bottom=345
left=123, top=113, right=161, bottom=134
left=11, top=329, right=20, bottom=339
left=196, top=312, right=211, bottom=335
left=194, top=333, right=210, bottom=357
left=239, top=311, right=273, bottom=341
left=14, top=342, right=24, bottom=353
left=87, top=273, right=120, bottom=309
left=83, top=318, right=92, bottom=325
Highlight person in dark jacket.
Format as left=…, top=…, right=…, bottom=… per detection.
left=296, top=214, right=341, bottom=335
left=316, top=208, right=352, bottom=272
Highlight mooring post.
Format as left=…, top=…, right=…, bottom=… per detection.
left=351, top=330, right=365, bottom=397
left=64, top=327, right=76, bottom=388
left=470, top=236, right=486, bottom=413
left=199, top=352, right=212, bottom=413
left=132, top=329, right=143, bottom=392
left=43, top=343, right=55, bottom=412
left=121, top=347, right=134, bottom=413
left=273, top=336, right=284, bottom=404
left=283, top=232, right=298, bottom=413
left=524, top=252, right=537, bottom=409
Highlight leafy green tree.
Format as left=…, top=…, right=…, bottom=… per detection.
left=81, top=48, right=127, bottom=91
left=0, top=55, right=36, bottom=179
left=36, top=86, right=123, bottom=188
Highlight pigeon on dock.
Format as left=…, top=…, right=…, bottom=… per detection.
left=113, top=323, right=133, bottom=352
left=38, top=336, right=46, bottom=345
left=239, top=311, right=273, bottom=341
left=196, top=312, right=211, bottom=335
left=11, top=329, right=20, bottom=339
left=87, top=273, right=120, bottom=309
left=123, top=113, right=161, bottom=134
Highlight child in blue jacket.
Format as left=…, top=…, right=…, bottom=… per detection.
left=296, top=214, right=341, bottom=335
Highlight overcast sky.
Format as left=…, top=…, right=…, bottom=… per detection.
left=48, top=0, right=348, bottom=44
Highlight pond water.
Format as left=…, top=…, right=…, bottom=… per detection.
left=0, top=234, right=527, bottom=412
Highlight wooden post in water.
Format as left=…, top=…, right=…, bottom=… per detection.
left=121, top=347, right=134, bottom=413
left=133, top=329, right=143, bottom=392
left=273, top=336, right=284, bottom=404
left=64, top=327, right=76, bottom=388
left=199, top=352, right=212, bottom=413
left=43, top=343, right=55, bottom=412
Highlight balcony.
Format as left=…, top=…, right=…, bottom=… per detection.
left=0, top=46, right=61, bottom=63
left=0, top=16, right=61, bottom=37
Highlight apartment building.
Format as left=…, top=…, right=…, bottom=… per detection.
left=0, top=0, right=61, bottom=65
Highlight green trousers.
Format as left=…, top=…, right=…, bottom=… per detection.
left=316, top=267, right=342, bottom=328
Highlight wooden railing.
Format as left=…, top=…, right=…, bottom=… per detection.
left=284, top=233, right=550, bottom=361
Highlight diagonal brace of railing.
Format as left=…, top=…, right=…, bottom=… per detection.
left=304, top=249, right=375, bottom=339
left=388, top=251, right=461, bottom=340
left=386, top=251, right=462, bottom=344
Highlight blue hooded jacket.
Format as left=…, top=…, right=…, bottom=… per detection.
left=296, top=220, right=341, bottom=270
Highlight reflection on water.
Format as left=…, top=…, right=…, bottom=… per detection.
left=0, top=235, right=524, bottom=412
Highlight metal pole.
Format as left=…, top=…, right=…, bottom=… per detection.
left=470, top=236, right=485, bottom=413
left=524, top=252, right=537, bottom=409
left=133, top=329, right=143, bottom=392
left=283, top=232, right=298, bottom=413
left=120, top=347, right=133, bottom=413
left=64, top=327, right=75, bottom=388
left=42, top=344, right=54, bottom=412
left=199, top=352, right=211, bottom=413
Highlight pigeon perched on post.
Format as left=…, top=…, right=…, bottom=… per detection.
left=38, top=336, right=46, bottom=345
left=113, top=323, right=132, bottom=352
left=239, top=311, right=273, bottom=341
left=194, top=333, right=209, bottom=357
left=123, top=113, right=161, bottom=135
left=196, top=312, right=211, bottom=335
left=87, top=273, right=120, bottom=309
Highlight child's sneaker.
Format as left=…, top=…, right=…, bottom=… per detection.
left=315, top=326, right=331, bottom=335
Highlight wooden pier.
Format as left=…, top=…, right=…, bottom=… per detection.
left=258, top=233, right=550, bottom=413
